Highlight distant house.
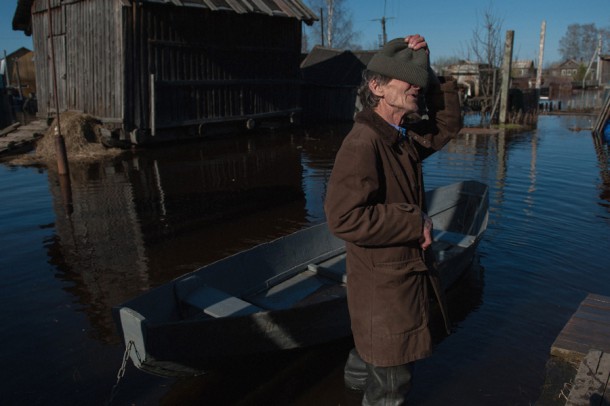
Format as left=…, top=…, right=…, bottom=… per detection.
left=1, top=47, right=37, bottom=127
left=0, top=59, right=12, bottom=128
left=442, top=61, right=492, bottom=97
left=2, top=47, right=36, bottom=98
left=0, top=58, right=5, bottom=89
left=546, top=59, right=580, bottom=79
left=544, top=58, right=606, bottom=93
left=300, top=46, right=376, bottom=121
left=12, top=0, right=317, bottom=144
left=510, top=60, right=536, bottom=90
left=512, top=60, right=535, bottom=78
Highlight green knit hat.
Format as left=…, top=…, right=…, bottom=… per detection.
left=367, top=38, right=430, bottom=88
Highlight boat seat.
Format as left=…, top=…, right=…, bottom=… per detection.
left=176, top=276, right=261, bottom=318
left=433, top=229, right=476, bottom=248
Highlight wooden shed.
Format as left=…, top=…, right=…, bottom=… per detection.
left=300, top=46, right=375, bottom=122
left=12, top=0, right=317, bottom=144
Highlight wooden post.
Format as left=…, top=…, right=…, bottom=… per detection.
left=536, top=21, right=546, bottom=89
left=47, top=0, right=70, bottom=177
left=13, top=59, right=23, bottom=100
left=58, top=169, right=73, bottom=217
left=499, top=30, right=514, bottom=124
left=3, top=50, right=10, bottom=87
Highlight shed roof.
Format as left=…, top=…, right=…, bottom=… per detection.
left=13, top=0, right=317, bottom=34
left=4, top=47, right=32, bottom=60
left=551, top=59, right=582, bottom=69
left=513, top=60, right=534, bottom=69
left=145, top=0, right=317, bottom=22
left=300, top=46, right=377, bottom=86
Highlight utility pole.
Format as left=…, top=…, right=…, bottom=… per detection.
left=371, top=16, right=392, bottom=46
left=536, top=21, right=545, bottom=89
left=381, top=16, right=387, bottom=45
left=499, top=30, right=514, bottom=124
left=326, top=0, right=334, bottom=48
left=596, top=35, right=603, bottom=86
left=319, top=7, right=325, bottom=46
left=372, top=0, right=393, bottom=46
left=583, top=34, right=602, bottom=89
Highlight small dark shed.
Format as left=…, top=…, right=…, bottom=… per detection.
left=12, top=0, right=317, bottom=144
left=300, top=46, right=375, bottom=122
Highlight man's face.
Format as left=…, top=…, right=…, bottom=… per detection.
left=378, top=79, right=420, bottom=115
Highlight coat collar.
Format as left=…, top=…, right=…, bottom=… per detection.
left=355, top=108, right=433, bottom=150
left=354, top=108, right=402, bottom=146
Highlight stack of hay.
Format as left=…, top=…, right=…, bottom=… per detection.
left=11, top=111, right=123, bottom=165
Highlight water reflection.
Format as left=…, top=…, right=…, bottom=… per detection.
left=592, top=136, right=610, bottom=214
left=45, top=134, right=310, bottom=344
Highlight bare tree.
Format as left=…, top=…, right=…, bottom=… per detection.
left=468, top=7, right=503, bottom=67
left=433, top=56, right=462, bottom=72
left=304, top=0, right=361, bottom=50
left=466, top=5, right=504, bottom=125
left=559, top=23, right=609, bottom=62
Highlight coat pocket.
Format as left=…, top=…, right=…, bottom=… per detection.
left=372, top=258, right=429, bottom=336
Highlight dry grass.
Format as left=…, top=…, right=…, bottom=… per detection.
left=10, top=111, right=124, bottom=166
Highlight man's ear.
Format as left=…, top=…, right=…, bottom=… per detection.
left=369, top=79, right=384, bottom=98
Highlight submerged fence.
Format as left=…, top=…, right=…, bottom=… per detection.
left=546, top=89, right=607, bottom=112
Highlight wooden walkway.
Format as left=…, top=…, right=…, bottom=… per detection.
left=0, top=120, right=48, bottom=160
left=551, top=293, right=610, bottom=405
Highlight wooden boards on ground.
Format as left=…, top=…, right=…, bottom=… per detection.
left=551, top=293, right=610, bottom=405
left=0, top=120, right=48, bottom=159
left=551, top=293, right=610, bottom=360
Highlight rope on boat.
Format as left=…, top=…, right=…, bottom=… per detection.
left=106, top=340, right=138, bottom=405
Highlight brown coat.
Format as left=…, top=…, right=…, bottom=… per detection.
left=324, top=79, right=461, bottom=367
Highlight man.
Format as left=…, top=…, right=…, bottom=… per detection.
left=324, top=35, right=462, bottom=404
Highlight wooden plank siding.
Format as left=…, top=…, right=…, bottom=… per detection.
left=32, top=0, right=123, bottom=122
left=26, top=0, right=309, bottom=144
left=135, top=4, right=302, bottom=139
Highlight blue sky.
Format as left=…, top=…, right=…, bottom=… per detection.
left=342, top=0, right=609, bottom=65
left=1, top=0, right=609, bottom=65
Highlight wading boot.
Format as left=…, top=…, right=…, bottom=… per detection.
left=362, top=363, right=412, bottom=406
left=344, top=348, right=368, bottom=391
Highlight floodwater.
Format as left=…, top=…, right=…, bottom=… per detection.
left=1, top=115, right=609, bottom=405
